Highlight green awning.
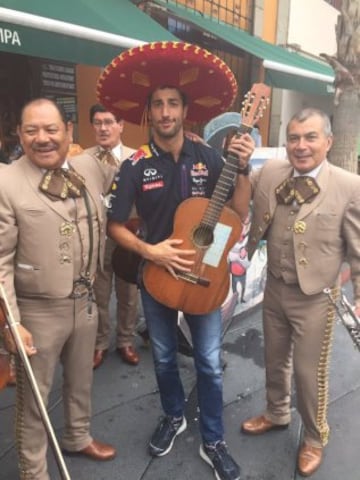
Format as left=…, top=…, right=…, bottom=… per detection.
left=153, top=0, right=335, bottom=96
left=0, top=0, right=177, bottom=66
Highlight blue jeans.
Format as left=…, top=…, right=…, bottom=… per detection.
left=141, top=287, right=224, bottom=445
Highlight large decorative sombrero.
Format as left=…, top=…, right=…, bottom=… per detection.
left=96, top=41, right=238, bottom=125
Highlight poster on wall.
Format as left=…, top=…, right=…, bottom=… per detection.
left=30, top=58, right=78, bottom=124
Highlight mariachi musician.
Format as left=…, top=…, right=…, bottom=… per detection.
left=0, top=98, right=116, bottom=480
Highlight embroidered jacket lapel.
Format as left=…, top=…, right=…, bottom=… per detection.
left=22, top=157, right=72, bottom=222
left=296, top=161, right=329, bottom=220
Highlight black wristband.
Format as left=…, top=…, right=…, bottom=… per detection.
left=237, top=164, right=251, bottom=176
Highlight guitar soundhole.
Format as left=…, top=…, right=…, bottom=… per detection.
left=192, top=224, right=213, bottom=248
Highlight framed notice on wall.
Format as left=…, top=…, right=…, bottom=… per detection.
left=30, top=58, right=78, bottom=124
left=40, top=61, right=76, bottom=95
left=53, top=96, right=77, bottom=123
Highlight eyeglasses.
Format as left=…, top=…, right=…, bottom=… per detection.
left=92, top=119, right=116, bottom=128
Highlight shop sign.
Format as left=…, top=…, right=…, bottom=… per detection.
left=0, top=27, right=21, bottom=46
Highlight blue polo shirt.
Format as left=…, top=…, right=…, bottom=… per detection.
left=107, top=137, right=226, bottom=244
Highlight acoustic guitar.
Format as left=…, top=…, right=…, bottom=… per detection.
left=143, top=83, right=270, bottom=315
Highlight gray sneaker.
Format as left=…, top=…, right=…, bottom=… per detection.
left=149, top=416, right=187, bottom=456
left=200, top=441, right=241, bottom=480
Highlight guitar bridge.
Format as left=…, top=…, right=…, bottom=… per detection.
left=175, top=271, right=210, bottom=287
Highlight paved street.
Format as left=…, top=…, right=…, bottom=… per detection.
left=1, top=282, right=359, bottom=480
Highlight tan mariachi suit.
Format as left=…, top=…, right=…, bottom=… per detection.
left=0, top=153, right=114, bottom=480
left=248, top=158, right=360, bottom=447
left=85, top=145, right=139, bottom=351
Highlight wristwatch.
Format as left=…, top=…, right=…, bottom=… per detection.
left=237, top=163, right=252, bottom=176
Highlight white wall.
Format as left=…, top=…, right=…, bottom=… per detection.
left=274, top=0, right=338, bottom=145
left=288, top=0, right=338, bottom=56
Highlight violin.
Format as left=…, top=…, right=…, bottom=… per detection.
left=0, top=299, right=11, bottom=389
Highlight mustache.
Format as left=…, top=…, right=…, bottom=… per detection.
left=32, top=142, right=57, bottom=151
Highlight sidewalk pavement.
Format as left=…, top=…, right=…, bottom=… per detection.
left=0, top=282, right=359, bottom=480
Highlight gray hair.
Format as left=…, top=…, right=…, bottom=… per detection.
left=287, top=108, right=332, bottom=137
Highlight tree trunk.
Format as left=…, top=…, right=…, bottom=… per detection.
left=326, top=0, right=360, bottom=172
left=331, top=89, right=360, bottom=173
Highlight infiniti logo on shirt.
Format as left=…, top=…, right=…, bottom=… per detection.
left=144, top=168, right=158, bottom=176
left=142, top=167, right=164, bottom=192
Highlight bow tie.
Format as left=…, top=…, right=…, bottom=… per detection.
left=97, top=149, right=117, bottom=167
left=275, top=176, right=320, bottom=205
left=39, top=166, right=85, bottom=201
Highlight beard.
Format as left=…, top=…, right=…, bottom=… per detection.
left=152, top=119, right=183, bottom=140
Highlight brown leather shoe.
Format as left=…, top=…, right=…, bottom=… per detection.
left=241, top=415, right=289, bottom=435
left=93, top=349, right=108, bottom=370
left=63, top=439, right=116, bottom=461
left=297, top=443, right=323, bottom=477
left=117, top=346, right=139, bottom=365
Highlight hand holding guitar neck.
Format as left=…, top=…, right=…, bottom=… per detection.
left=224, top=132, right=256, bottom=172
left=224, top=83, right=270, bottom=173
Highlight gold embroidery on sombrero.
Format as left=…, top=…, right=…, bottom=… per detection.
left=179, top=68, right=199, bottom=86
left=113, top=99, right=140, bottom=112
left=132, top=71, right=150, bottom=87
left=195, top=97, right=222, bottom=108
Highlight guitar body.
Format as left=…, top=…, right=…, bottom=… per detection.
left=143, top=197, right=242, bottom=315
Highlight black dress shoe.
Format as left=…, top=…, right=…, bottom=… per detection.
left=93, top=349, right=108, bottom=370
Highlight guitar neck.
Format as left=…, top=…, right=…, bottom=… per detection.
left=202, top=123, right=253, bottom=228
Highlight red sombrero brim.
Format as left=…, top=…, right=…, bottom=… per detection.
left=96, top=41, right=238, bottom=125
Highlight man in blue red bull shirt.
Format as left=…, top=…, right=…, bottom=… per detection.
left=98, top=41, right=254, bottom=480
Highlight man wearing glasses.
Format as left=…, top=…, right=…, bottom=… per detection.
left=86, top=104, right=140, bottom=369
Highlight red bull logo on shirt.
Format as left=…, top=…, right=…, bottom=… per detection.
left=130, top=145, right=152, bottom=165
left=191, top=162, right=209, bottom=177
